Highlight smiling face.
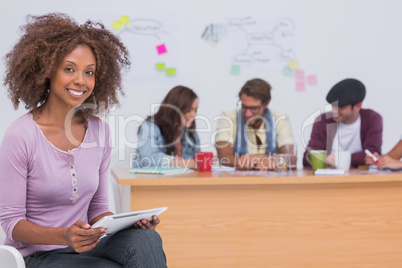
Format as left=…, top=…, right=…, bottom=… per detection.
left=183, top=98, right=198, bottom=128
left=331, top=103, right=362, bottom=124
left=48, top=44, right=96, bottom=109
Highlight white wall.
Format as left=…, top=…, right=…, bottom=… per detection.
left=1, top=0, right=402, bottom=213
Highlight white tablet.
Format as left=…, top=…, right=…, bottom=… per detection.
left=91, top=207, right=168, bottom=237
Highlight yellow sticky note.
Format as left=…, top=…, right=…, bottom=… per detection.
left=112, top=20, right=123, bottom=30
left=166, top=68, right=176, bottom=76
left=288, top=60, right=299, bottom=70
left=120, top=16, right=130, bottom=25
left=156, top=63, right=166, bottom=70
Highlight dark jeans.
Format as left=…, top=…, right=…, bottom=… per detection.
left=24, top=228, right=167, bottom=268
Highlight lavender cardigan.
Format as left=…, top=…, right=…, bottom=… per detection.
left=0, top=113, right=111, bottom=257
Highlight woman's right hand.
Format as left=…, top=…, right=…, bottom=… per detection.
left=65, top=220, right=107, bottom=252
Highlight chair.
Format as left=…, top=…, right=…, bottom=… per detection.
left=0, top=245, right=25, bottom=268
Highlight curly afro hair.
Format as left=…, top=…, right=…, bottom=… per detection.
left=4, top=13, right=131, bottom=116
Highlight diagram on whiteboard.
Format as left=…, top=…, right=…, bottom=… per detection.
left=227, top=16, right=301, bottom=70
left=74, top=12, right=180, bottom=90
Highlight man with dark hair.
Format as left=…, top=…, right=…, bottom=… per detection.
left=215, top=78, right=295, bottom=170
left=303, top=78, right=383, bottom=168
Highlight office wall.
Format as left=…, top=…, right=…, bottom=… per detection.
left=1, top=0, right=401, bottom=212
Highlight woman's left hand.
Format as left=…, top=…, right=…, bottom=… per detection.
left=378, top=155, right=402, bottom=170
left=134, top=215, right=160, bottom=230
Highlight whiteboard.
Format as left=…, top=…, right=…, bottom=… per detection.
left=74, top=11, right=181, bottom=90
left=0, top=1, right=402, bottom=213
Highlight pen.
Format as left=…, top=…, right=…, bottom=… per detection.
left=365, top=149, right=379, bottom=163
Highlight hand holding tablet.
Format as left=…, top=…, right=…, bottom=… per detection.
left=91, top=207, right=168, bottom=238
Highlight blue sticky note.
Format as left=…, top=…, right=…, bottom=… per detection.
left=231, top=65, right=240, bottom=75
left=283, top=66, right=293, bottom=76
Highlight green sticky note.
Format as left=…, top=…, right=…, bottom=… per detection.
left=166, top=68, right=176, bottom=76
left=120, top=16, right=130, bottom=25
left=156, top=63, right=166, bottom=70
left=231, top=65, right=240, bottom=75
left=112, top=20, right=123, bottom=30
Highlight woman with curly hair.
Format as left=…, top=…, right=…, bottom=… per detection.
left=136, top=86, right=199, bottom=168
left=0, top=13, right=166, bottom=267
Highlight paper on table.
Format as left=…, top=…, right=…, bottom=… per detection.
left=212, top=166, right=236, bottom=173
left=314, top=169, right=345, bottom=175
left=129, top=167, right=191, bottom=175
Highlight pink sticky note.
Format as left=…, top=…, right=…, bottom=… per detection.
left=307, top=75, right=317, bottom=85
left=156, top=44, right=167, bottom=55
left=296, top=81, right=306, bottom=91
left=295, top=70, right=305, bottom=80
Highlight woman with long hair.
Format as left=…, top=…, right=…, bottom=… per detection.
left=137, top=86, right=199, bottom=168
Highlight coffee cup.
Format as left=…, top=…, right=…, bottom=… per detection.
left=305, top=150, right=326, bottom=171
left=334, top=151, right=351, bottom=171
left=194, top=151, right=213, bottom=172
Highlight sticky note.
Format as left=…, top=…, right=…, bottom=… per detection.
left=288, top=60, right=299, bottom=70
left=156, top=44, right=167, bottom=55
left=231, top=65, right=240, bottom=75
left=296, top=81, right=305, bottom=91
left=166, top=68, right=176, bottom=76
left=295, top=70, right=305, bottom=80
left=156, top=63, right=166, bottom=70
left=307, top=75, right=317, bottom=85
left=112, top=20, right=123, bottom=30
left=283, top=66, right=293, bottom=76
left=120, top=16, right=130, bottom=25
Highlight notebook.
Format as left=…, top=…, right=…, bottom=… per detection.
left=129, top=166, right=190, bottom=175
left=314, top=169, right=345, bottom=175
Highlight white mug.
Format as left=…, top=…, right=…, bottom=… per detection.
left=334, top=151, right=351, bottom=171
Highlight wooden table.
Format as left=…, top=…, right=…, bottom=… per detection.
left=111, top=168, right=402, bottom=268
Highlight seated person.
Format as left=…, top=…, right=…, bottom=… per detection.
left=303, top=78, right=383, bottom=168
left=215, top=78, right=295, bottom=170
left=365, top=136, right=402, bottom=170
left=0, top=13, right=166, bottom=267
left=136, top=86, right=199, bottom=168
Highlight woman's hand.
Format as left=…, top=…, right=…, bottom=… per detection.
left=65, top=220, right=107, bottom=252
left=134, top=215, right=160, bottom=231
left=378, top=155, right=402, bottom=170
